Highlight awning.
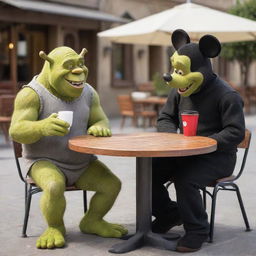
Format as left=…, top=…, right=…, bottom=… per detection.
left=0, top=0, right=127, bottom=23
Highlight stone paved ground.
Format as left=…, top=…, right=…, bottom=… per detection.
left=1, top=116, right=256, bottom=256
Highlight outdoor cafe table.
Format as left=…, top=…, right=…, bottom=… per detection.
left=133, top=96, right=167, bottom=105
left=132, top=96, right=167, bottom=113
left=69, top=132, right=217, bottom=253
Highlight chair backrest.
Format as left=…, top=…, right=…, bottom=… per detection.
left=137, top=82, right=154, bottom=93
left=0, top=94, right=15, bottom=116
left=238, top=129, right=251, bottom=149
left=117, top=95, right=135, bottom=114
left=235, top=129, right=251, bottom=180
left=12, top=141, right=25, bottom=183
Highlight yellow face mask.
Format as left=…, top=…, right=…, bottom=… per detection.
left=165, top=52, right=203, bottom=97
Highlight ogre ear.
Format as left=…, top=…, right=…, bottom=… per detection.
left=39, top=51, right=54, bottom=64
left=79, top=48, right=88, bottom=57
left=199, top=35, right=221, bottom=58
left=171, top=29, right=190, bottom=50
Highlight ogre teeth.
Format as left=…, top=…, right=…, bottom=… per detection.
left=71, top=81, right=82, bottom=86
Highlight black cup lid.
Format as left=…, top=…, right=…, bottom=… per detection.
left=181, top=110, right=199, bottom=115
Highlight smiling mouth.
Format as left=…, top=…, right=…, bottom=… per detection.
left=66, top=79, right=84, bottom=88
left=178, top=84, right=193, bottom=94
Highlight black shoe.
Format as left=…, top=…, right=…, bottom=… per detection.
left=152, top=214, right=183, bottom=233
left=176, top=233, right=208, bottom=252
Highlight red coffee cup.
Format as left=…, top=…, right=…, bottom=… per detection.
left=181, top=110, right=199, bottom=136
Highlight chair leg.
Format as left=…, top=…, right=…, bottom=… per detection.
left=83, top=190, right=87, bottom=213
left=132, top=116, right=138, bottom=127
left=25, top=183, right=28, bottom=205
left=151, top=117, right=156, bottom=127
left=22, top=185, right=33, bottom=238
left=233, top=184, right=251, bottom=231
left=1, top=123, right=9, bottom=143
left=202, top=187, right=207, bottom=210
left=143, top=117, right=146, bottom=128
left=120, top=116, right=125, bottom=128
left=149, top=117, right=153, bottom=127
left=209, top=186, right=219, bottom=243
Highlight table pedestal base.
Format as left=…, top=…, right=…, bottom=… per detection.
left=109, top=157, right=180, bottom=254
left=109, top=232, right=179, bottom=253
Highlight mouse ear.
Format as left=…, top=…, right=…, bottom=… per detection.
left=199, top=35, right=221, bottom=58
left=171, top=29, right=190, bottom=50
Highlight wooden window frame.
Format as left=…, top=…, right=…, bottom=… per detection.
left=111, top=43, right=134, bottom=88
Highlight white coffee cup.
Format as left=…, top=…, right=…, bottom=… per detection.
left=57, top=111, right=73, bottom=130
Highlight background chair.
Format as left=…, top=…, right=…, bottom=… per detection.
left=117, top=94, right=157, bottom=128
left=166, top=129, right=251, bottom=242
left=12, top=141, right=87, bottom=237
left=0, top=94, right=15, bottom=143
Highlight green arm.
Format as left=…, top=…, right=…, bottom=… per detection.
left=9, top=87, right=69, bottom=144
left=9, top=88, right=42, bottom=144
left=87, top=89, right=111, bottom=137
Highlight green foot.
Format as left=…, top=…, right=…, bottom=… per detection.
left=36, top=226, right=66, bottom=249
left=79, top=218, right=128, bottom=238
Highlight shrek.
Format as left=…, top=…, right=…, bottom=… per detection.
left=9, top=46, right=127, bottom=249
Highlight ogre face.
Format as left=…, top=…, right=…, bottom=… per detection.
left=40, top=47, right=88, bottom=99
left=49, top=48, right=88, bottom=99
left=166, top=52, right=203, bottom=97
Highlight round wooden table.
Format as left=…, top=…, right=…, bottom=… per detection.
left=69, top=132, right=217, bottom=253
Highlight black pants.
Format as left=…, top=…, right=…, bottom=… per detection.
left=152, top=151, right=236, bottom=235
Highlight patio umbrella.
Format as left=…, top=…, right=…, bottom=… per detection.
left=98, top=2, right=256, bottom=45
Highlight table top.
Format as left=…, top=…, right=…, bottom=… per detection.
left=133, top=96, right=167, bottom=105
left=69, top=132, right=217, bottom=157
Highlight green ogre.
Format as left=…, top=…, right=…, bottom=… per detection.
left=9, top=46, right=127, bottom=249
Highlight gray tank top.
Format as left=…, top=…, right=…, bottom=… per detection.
left=22, top=76, right=96, bottom=172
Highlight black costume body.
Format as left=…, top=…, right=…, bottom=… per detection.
left=152, top=75, right=245, bottom=235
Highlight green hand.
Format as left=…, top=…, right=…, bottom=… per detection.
left=38, top=113, right=70, bottom=137
left=87, top=126, right=112, bottom=137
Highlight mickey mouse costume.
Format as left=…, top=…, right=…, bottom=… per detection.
left=152, top=29, right=245, bottom=252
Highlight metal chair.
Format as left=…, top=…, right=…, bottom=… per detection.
left=202, top=129, right=251, bottom=242
left=166, top=129, right=252, bottom=242
left=12, top=141, right=87, bottom=237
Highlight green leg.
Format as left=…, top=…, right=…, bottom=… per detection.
left=75, top=160, right=128, bottom=238
left=29, top=160, right=66, bottom=249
